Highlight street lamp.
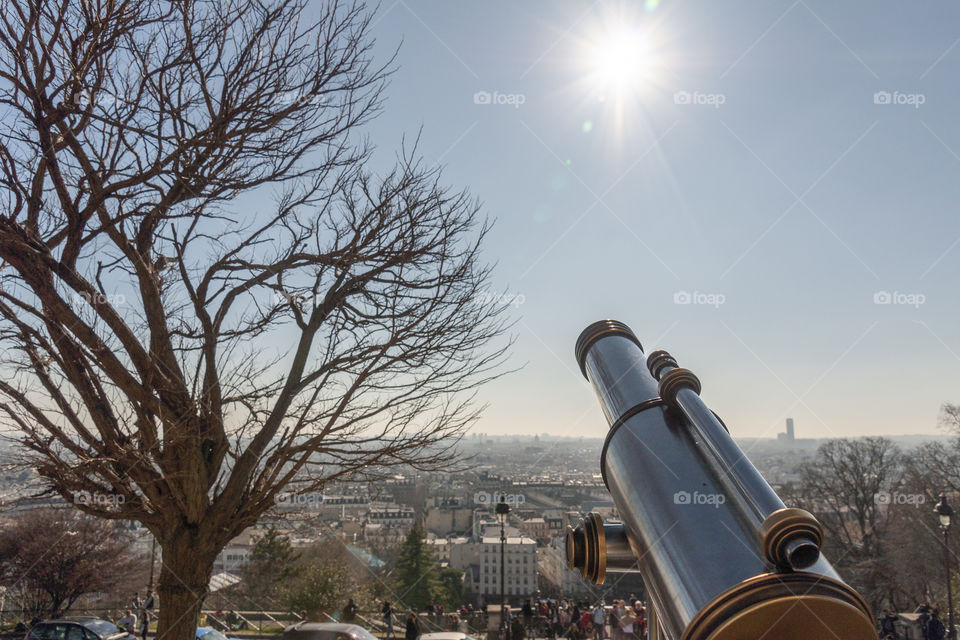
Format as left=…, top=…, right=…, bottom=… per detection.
left=936, top=494, right=955, bottom=640
left=496, top=494, right=510, bottom=640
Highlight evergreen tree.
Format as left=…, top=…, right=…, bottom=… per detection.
left=241, top=528, right=301, bottom=607
left=394, top=525, right=441, bottom=610
left=438, top=567, right=465, bottom=608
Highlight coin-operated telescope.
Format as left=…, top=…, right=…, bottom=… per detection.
left=566, top=320, right=875, bottom=640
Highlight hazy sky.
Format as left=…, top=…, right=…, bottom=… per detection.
left=358, top=1, right=960, bottom=440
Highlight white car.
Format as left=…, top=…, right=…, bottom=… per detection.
left=418, top=633, right=479, bottom=640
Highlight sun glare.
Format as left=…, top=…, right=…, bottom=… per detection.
left=589, top=29, right=652, bottom=92
left=563, top=10, right=672, bottom=141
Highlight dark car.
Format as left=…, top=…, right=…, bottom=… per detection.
left=27, top=618, right=132, bottom=640
left=282, top=622, right=378, bottom=640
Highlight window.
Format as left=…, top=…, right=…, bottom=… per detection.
left=30, top=625, right=67, bottom=640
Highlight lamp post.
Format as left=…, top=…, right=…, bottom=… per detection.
left=936, top=494, right=955, bottom=640
left=496, top=494, right=510, bottom=640
left=148, top=536, right=157, bottom=592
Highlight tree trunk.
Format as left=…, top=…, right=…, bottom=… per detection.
left=156, top=532, right=219, bottom=640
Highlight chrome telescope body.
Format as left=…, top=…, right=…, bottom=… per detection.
left=566, top=320, right=874, bottom=640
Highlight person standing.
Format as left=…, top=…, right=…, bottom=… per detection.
left=138, top=611, right=149, bottom=640
left=610, top=602, right=623, bottom=640
left=618, top=604, right=635, bottom=640
left=878, top=610, right=899, bottom=640
left=382, top=601, right=395, bottom=640
left=522, top=599, right=533, bottom=635
left=917, top=604, right=932, bottom=640
left=632, top=602, right=645, bottom=640
left=591, top=603, right=605, bottom=640
left=560, top=605, right=571, bottom=640
left=342, top=599, right=358, bottom=623
left=404, top=613, right=421, bottom=640
left=117, top=611, right=137, bottom=634
left=927, top=610, right=946, bottom=640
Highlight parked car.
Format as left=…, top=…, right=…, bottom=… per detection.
left=418, top=633, right=478, bottom=640
left=197, top=627, right=240, bottom=640
left=26, top=617, right=132, bottom=640
left=282, top=622, right=378, bottom=640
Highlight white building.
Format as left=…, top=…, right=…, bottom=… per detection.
left=480, top=535, right=537, bottom=603
left=539, top=536, right=595, bottom=598
left=366, top=504, right=416, bottom=527
left=213, top=530, right=255, bottom=574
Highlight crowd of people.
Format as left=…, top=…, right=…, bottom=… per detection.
left=377, top=601, right=471, bottom=640
left=116, top=591, right=154, bottom=640
left=511, top=598, right=648, bottom=640
left=879, top=604, right=947, bottom=640
left=370, top=596, right=650, bottom=640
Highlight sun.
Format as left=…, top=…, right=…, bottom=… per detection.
left=586, top=26, right=661, bottom=97
left=560, top=9, right=672, bottom=143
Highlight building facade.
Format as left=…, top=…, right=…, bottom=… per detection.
left=479, top=536, right=537, bottom=604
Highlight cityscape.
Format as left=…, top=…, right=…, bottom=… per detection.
left=0, top=1, right=958, bottom=640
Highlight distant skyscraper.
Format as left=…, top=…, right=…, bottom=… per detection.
left=786, top=418, right=795, bottom=440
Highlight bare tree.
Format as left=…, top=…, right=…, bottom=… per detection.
left=785, top=437, right=904, bottom=612
left=0, top=1, right=510, bottom=639
left=0, top=508, right=142, bottom=618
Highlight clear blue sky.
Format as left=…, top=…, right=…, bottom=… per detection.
left=358, top=0, right=960, bottom=439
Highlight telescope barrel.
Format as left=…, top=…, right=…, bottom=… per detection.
left=567, top=320, right=875, bottom=640
left=647, top=349, right=813, bottom=566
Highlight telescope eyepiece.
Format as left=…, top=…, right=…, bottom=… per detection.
left=565, top=525, right=584, bottom=570
left=759, top=508, right=824, bottom=571
left=646, top=349, right=678, bottom=380
left=784, top=537, right=821, bottom=571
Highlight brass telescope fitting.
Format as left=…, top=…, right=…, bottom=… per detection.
left=658, top=367, right=702, bottom=407
left=566, top=512, right=605, bottom=583
left=759, top=508, right=824, bottom=571
left=566, top=512, right=637, bottom=585
left=646, top=349, right=679, bottom=380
